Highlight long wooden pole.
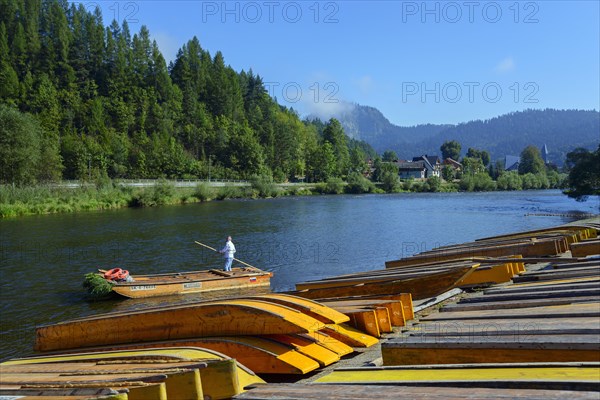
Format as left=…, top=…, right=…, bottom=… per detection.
left=194, top=240, right=259, bottom=270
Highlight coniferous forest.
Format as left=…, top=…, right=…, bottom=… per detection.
left=0, top=0, right=376, bottom=184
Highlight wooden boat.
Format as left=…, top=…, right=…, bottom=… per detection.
left=233, top=383, right=600, bottom=400
left=292, top=264, right=477, bottom=301
left=314, top=362, right=600, bottom=391
left=320, top=324, right=379, bottom=348
left=320, top=298, right=404, bottom=326
left=2, top=347, right=265, bottom=400
left=385, top=235, right=570, bottom=269
left=35, top=300, right=325, bottom=352
left=70, top=337, right=322, bottom=375
left=0, top=388, right=128, bottom=400
left=95, top=267, right=272, bottom=298
left=570, top=239, right=600, bottom=257
left=314, top=293, right=415, bottom=321
left=382, top=335, right=600, bottom=365
left=242, top=293, right=350, bottom=324
left=262, top=334, right=340, bottom=367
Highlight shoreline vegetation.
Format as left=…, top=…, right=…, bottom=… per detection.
left=0, top=172, right=568, bottom=218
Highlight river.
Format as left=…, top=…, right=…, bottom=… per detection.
left=1, top=190, right=598, bottom=361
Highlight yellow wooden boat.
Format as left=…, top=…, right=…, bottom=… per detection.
left=244, top=293, right=350, bottom=324
left=3, top=347, right=264, bottom=400
left=320, top=324, right=379, bottom=348
left=320, top=298, right=405, bottom=327
left=94, top=267, right=272, bottom=299
left=42, top=337, right=322, bottom=375
left=294, top=332, right=354, bottom=357
left=0, top=388, right=128, bottom=400
left=293, top=264, right=477, bottom=301
left=382, top=335, right=600, bottom=365
left=35, top=300, right=325, bottom=352
left=1, top=362, right=202, bottom=400
left=314, top=362, right=600, bottom=390
left=262, top=334, right=340, bottom=367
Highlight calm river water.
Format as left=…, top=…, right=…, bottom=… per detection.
left=1, top=190, right=598, bottom=360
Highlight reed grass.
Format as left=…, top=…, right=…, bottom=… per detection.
left=83, top=272, right=115, bottom=300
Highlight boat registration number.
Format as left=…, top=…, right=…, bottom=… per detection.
left=130, top=285, right=157, bottom=291
left=184, top=282, right=202, bottom=289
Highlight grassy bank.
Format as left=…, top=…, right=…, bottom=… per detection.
left=0, top=174, right=555, bottom=218
left=0, top=180, right=316, bottom=218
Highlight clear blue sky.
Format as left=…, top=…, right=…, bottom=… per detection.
left=88, top=1, right=599, bottom=126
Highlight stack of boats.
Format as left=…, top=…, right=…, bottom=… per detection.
left=3, top=219, right=599, bottom=399
left=1, top=347, right=263, bottom=400
left=233, top=220, right=600, bottom=399
left=29, top=294, right=398, bottom=373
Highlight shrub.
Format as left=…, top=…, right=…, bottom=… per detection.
left=325, top=177, right=346, bottom=194
left=153, top=179, right=175, bottom=203
left=521, top=173, right=541, bottom=190
left=194, top=183, right=214, bottom=201
left=215, top=186, right=244, bottom=200
left=380, top=171, right=400, bottom=193
left=251, top=174, right=278, bottom=198
left=460, top=173, right=496, bottom=192
left=426, top=176, right=442, bottom=192
left=497, top=171, right=522, bottom=190
left=346, top=172, right=375, bottom=194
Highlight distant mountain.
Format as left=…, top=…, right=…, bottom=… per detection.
left=315, top=103, right=451, bottom=149
left=320, top=105, right=600, bottom=165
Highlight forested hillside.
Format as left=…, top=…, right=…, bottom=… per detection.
left=332, top=104, right=599, bottom=165
left=0, top=0, right=374, bottom=184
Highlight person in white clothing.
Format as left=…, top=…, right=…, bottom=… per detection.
left=219, top=236, right=236, bottom=272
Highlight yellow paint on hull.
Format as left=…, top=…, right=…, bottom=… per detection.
left=457, top=263, right=515, bottom=286
left=334, top=307, right=381, bottom=338
left=35, top=300, right=324, bottom=352
left=249, top=294, right=350, bottom=324
left=91, top=337, right=321, bottom=375
left=0, top=392, right=129, bottom=400
left=315, top=365, right=600, bottom=384
left=127, top=383, right=167, bottom=400
left=3, top=347, right=263, bottom=399
left=263, top=334, right=340, bottom=367
left=320, top=324, right=379, bottom=348
left=303, top=332, right=354, bottom=356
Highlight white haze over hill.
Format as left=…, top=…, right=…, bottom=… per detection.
left=302, top=99, right=357, bottom=124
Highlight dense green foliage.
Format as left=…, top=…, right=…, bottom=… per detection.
left=0, top=0, right=375, bottom=184
left=440, top=140, right=461, bottom=160
left=519, top=146, right=546, bottom=175
left=564, top=146, right=600, bottom=201
left=0, top=105, right=43, bottom=183
left=466, top=147, right=490, bottom=166
left=382, top=150, right=398, bottom=162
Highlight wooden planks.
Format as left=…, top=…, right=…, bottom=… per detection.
left=233, top=383, right=600, bottom=399
left=314, top=363, right=600, bottom=391
left=1, top=347, right=267, bottom=400
left=570, top=239, right=600, bottom=257
left=382, top=254, right=600, bottom=367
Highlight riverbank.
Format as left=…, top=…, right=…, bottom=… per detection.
left=0, top=174, right=571, bottom=218
left=0, top=180, right=310, bottom=218
left=0, top=178, right=444, bottom=218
